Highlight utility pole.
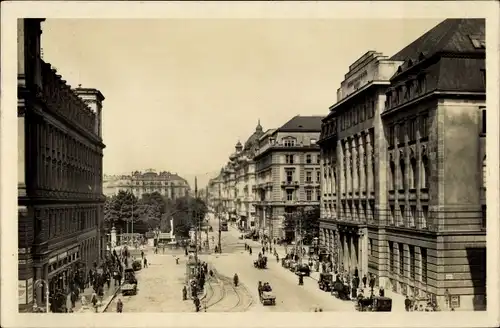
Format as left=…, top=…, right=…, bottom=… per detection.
left=194, top=177, right=199, bottom=265
left=218, top=183, right=222, bottom=253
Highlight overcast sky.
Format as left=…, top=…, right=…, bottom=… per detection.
left=40, top=18, right=443, bottom=187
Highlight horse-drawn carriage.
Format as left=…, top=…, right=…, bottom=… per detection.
left=331, top=280, right=351, bottom=300
left=356, top=296, right=392, bottom=312
left=258, top=282, right=276, bottom=306
left=318, top=273, right=333, bottom=291
left=121, top=268, right=138, bottom=296
left=254, top=256, right=268, bottom=269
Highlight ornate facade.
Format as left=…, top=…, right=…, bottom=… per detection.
left=18, top=19, right=106, bottom=311
left=319, top=19, right=486, bottom=310
left=254, top=116, right=323, bottom=240
left=318, top=50, right=402, bottom=284
left=217, top=122, right=264, bottom=229
left=102, top=170, right=190, bottom=199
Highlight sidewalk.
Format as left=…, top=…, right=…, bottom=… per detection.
left=75, top=280, right=121, bottom=313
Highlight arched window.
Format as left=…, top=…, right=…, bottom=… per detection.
left=482, top=156, right=487, bottom=189
left=400, top=159, right=406, bottom=190
left=410, top=157, right=417, bottom=189
left=390, top=161, right=396, bottom=190
left=421, top=156, right=429, bottom=189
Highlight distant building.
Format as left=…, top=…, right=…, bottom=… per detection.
left=102, top=169, right=191, bottom=199
left=253, top=115, right=323, bottom=240
left=213, top=121, right=264, bottom=229
left=318, top=19, right=486, bottom=311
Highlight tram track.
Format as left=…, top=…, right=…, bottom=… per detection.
left=203, top=267, right=253, bottom=312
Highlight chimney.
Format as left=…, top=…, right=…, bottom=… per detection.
left=74, top=86, right=105, bottom=138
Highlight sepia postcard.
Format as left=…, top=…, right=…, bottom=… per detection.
left=1, top=1, right=499, bottom=328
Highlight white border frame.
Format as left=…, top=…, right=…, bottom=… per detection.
left=1, top=1, right=499, bottom=328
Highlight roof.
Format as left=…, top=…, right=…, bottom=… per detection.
left=390, top=19, right=485, bottom=68
left=244, top=122, right=265, bottom=150
left=277, top=115, right=324, bottom=132
left=389, top=18, right=485, bottom=93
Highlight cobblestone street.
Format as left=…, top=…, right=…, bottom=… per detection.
left=105, top=251, right=195, bottom=313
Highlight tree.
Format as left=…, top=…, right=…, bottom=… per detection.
left=282, top=205, right=320, bottom=244
left=103, top=190, right=140, bottom=233
left=170, top=196, right=208, bottom=238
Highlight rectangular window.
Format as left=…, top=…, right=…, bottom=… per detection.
left=306, top=171, right=312, bottom=182
left=284, top=138, right=296, bottom=147
left=286, top=190, right=294, bottom=201
left=481, top=108, right=486, bottom=134
left=399, top=205, right=405, bottom=226
left=420, top=115, right=428, bottom=138
left=306, top=154, right=312, bottom=164
left=410, top=205, right=417, bottom=227
left=286, top=155, right=294, bottom=164
left=316, top=171, right=321, bottom=183
left=399, top=243, right=405, bottom=276
left=421, top=248, right=427, bottom=283
left=317, top=192, right=321, bottom=201
left=286, top=170, right=293, bottom=182
left=398, top=122, right=406, bottom=144
left=409, top=245, right=415, bottom=280
left=389, top=241, right=394, bottom=273
left=369, top=238, right=374, bottom=256
left=306, top=190, right=312, bottom=201
left=421, top=205, right=428, bottom=229
left=317, top=155, right=321, bottom=164
left=388, top=125, right=395, bottom=147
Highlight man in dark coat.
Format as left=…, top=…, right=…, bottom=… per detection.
left=116, top=298, right=123, bottom=313
left=182, top=286, right=188, bottom=300
left=362, top=274, right=367, bottom=288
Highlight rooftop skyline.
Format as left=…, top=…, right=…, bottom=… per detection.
left=40, top=18, right=444, bottom=188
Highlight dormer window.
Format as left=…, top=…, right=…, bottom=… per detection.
left=283, top=137, right=296, bottom=147
left=469, top=35, right=486, bottom=49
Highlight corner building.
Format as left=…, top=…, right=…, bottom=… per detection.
left=254, top=116, right=323, bottom=240
left=319, top=19, right=486, bottom=311
left=18, top=19, right=106, bottom=311
left=318, top=51, right=402, bottom=281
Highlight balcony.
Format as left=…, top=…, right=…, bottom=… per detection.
left=256, top=141, right=320, bottom=157
left=304, top=180, right=320, bottom=187
left=281, top=180, right=300, bottom=188
left=40, top=60, right=96, bottom=136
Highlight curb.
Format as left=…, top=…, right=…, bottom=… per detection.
left=100, top=285, right=122, bottom=313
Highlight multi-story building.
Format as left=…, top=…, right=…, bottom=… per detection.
left=319, top=19, right=486, bottom=311
left=102, top=170, right=190, bottom=199
left=18, top=19, right=106, bottom=311
left=318, top=50, right=402, bottom=281
left=102, top=174, right=130, bottom=196
left=254, top=115, right=323, bottom=240
left=217, top=122, right=264, bottom=228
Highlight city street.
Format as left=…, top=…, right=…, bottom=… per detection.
left=105, top=250, right=195, bottom=313
left=200, top=219, right=356, bottom=312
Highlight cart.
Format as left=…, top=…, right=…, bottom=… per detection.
left=318, top=273, right=333, bottom=291
left=121, top=268, right=138, bottom=296
left=259, top=282, right=276, bottom=306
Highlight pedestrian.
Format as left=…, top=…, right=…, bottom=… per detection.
left=378, top=286, right=385, bottom=297
left=182, top=286, right=188, bottom=301
left=405, top=296, right=411, bottom=312
left=70, top=290, right=77, bottom=309
left=143, top=257, right=148, bottom=268
left=91, top=291, right=98, bottom=312
left=141, top=250, right=144, bottom=259
left=362, top=274, right=367, bottom=288
left=116, top=298, right=123, bottom=313
left=354, top=267, right=359, bottom=278
left=193, top=296, right=200, bottom=312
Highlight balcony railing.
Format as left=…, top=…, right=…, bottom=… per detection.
left=281, top=180, right=300, bottom=187
left=40, top=60, right=96, bottom=135
left=256, top=141, right=319, bottom=156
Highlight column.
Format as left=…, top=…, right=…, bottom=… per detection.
left=345, top=141, right=352, bottom=194
left=367, top=135, right=374, bottom=193
left=35, top=266, right=42, bottom=306
left=359, top=136, right=365, bottom=194
left=352, top=138, right=358, bottom=194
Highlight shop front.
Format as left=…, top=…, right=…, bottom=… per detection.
left=47, top=245, right=81, bottom=296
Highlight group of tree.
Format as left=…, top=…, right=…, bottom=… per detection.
left=282, top=205, right=320, bottom=244
left=103, top=190, right=208, bottom=238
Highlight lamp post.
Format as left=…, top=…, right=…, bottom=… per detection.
left=33, top=279, right=50, bottom=313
